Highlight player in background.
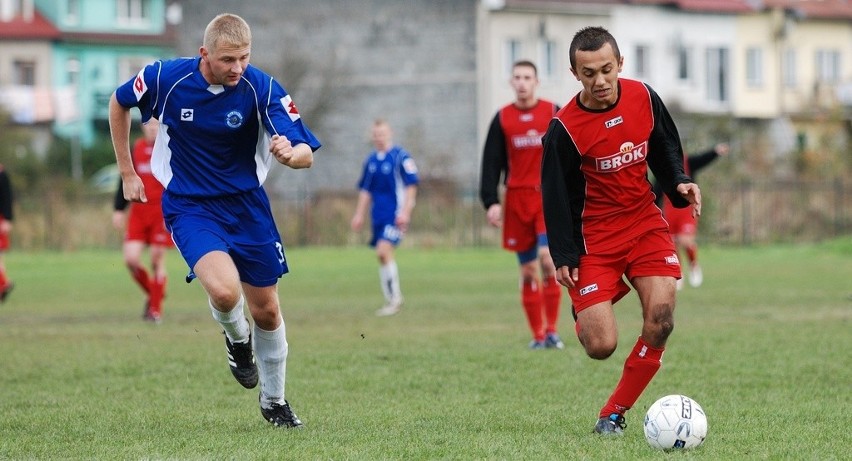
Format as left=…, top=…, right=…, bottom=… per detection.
left=109, top=13, right=321, bottom=428
left=654, top=143, right=729, bottom=289
left=112, top=118, right=172, bottom=322
left=350, top=119, right=419, bottom=317
left=0, top=164, right=14, bottom=302
left=480, top=60, right=564, bottom=350
left=541, top=26, right=701, bottom=435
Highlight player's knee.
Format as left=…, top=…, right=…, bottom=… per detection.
left=582, top=334, right=617, bottom=360
left=645, top=307, right=675, bottom=345
left=207, top=288, right=241, bottom=310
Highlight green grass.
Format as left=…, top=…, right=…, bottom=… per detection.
left=1, top=240, right=850, bottom=460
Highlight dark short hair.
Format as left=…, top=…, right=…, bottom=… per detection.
left=569, top=26, right=621, bottom=70
left=512, top=60, right=538, bottom=77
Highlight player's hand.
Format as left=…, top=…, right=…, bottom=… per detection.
left=111, top=211, right=126, bottom=230
left=122, top=174, right=147, bottom=203
left=677, top=182, right=702, bottom=218
left=555, top=266, right=578, bottom=289
left=350, top=214, right=363, bottom=232
left=396, top=213, right=411, bottom=233
left=486, top=204, right=502, bottom=228
left=270, top=134, right=294, bottom=165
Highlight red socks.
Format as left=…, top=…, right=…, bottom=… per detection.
left=131, top=266, right=151, bottom=294
left=542, top=276, right=562, bottom=334
left=148, top=276, right=167, bottom=317
left=600, top=337, right=664, bottom=417
left=521, top=280, right=545, bottom=341
left=686, top=245, right=698, bottom=265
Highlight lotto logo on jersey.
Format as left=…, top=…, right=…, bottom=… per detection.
left=132, top=68, right=147, bottom=101
left=511, top=130, right=543, bottom=149
left=280, top=95, right=301, bottom=122
left=596, top=141, right=647, bottom=172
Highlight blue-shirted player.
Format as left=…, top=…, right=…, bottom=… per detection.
left=108, top=13, right=320, bottom=428
left=350, top=120, right=419, bottom=316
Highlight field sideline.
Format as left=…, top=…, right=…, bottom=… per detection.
left=1, top=240, right=850, bottom=459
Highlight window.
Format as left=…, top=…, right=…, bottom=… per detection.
left=634, top=45, right=650, bottom=79
left=66, top=0, right=79, bottom=24
left=746, top=47, right=763, bottom=88
left=706, top=47, right=729, bottom=103
left=505, top=39, right=522, bottom=77
left=815, top=49, right=841, bottom=83
left=539, top=39, right=557, bottom=79
left=67, top=58, right=80, bottom=85
left=677, top=46, right=691, bottom=81
left=13, top=60, right=36, bottom=86
left=116, top=0, right=150, bottom=26
left=118, top=56, right=156, bottom=82
left=782, top=48, right=796, bottom=88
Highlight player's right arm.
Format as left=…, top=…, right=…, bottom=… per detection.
left=479, top=113, right=507, bottom=211
left=109, top=94, right=146, bottom=203
left=541, top=118, right=582, bottom=287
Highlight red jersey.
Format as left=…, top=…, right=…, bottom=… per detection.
left=480, top=100, right=557, bottom=208
left=132, top=137, right=164, bottom=204
left=541, top=79, right=691, bottom=269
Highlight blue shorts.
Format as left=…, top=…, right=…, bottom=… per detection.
left=162, top=188, right=288, bottom=287
left=370, top=221, right=402, bottom=247
left=516, top=233, right=549, bottom=264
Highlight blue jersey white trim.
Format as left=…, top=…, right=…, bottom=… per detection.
left=115, top=57, right=321, bottom=197
left=356, top=146, right=419, bottom=225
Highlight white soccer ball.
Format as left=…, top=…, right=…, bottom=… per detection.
left=643, top=394, right=707, bottom=450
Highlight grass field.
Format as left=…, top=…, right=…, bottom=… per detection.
left=1, top=239, right=850, bottom=460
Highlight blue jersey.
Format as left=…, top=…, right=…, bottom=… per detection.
left=114, top=57, right=321, bottom=197
left=356, top=146, right=419, bottom=225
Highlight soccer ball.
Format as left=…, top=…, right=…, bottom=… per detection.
left=643, top=394, right=707, bottom=450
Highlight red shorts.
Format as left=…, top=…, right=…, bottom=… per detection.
left=0, top=220, right=8, bottom=251
left=126, top=203, right=173, bottom=247
left=664, top=201, right=697, bottom=236
left=502, top=187, right=545, bottom=253
left=570, top=229, right=681, bottom=312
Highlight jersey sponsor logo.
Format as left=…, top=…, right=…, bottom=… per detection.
left=665, top=253, right=679, bottom=265
left=181, top=109, right=194, bottom=122
left=605, top=115, right=623, bottom=128
left=579, top=283, right=598, bottom=296
left=280, top=95, right=301, bottom=122
left=511, top=130, right=543, bottom=149
left=519, top=113, right=533, bottom=122
left=132, top=69, right=147, bottom=101
left=403, top=158, right=418, bottom=174
left=596, top=141, right=647, bottom=172
left=226, top=110, right=244, bottom=129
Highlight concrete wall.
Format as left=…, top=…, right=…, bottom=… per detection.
left=177, top=0, right=480, bottom=196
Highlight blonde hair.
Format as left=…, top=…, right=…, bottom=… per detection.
left=203, top=13, right=251, bottom=52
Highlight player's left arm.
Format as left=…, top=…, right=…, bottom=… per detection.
left=396, top=153, right=419, bottom=232
left=260, top=74, right=321, bottom=169
left=645, top=84, right=697, bottom=213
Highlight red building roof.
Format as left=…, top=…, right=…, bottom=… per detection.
left=0, top=10, right=60, bottom=40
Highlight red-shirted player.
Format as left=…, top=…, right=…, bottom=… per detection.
left=480, top=60, right=564, bottom=350
left=541, top=27, right=701, bottom=435
left=0, top=164, right=14, bottom=302
left=112, top=118, right=172, bottom=322
left=656, top=143, right=729, bottom=289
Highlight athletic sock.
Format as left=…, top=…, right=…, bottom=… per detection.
left=210, top=295, right=250, bottom=344
left=255, top=321, right=288, bottom=407
left=379, top=261, right=402, bottom=302
left=686, top=245, right=698, bottom=265
left=148, top=276, right=167, bottom=316
left=542, top=276, right=562, bottom=334
left=131, top=266, right=151, bottom=294
left=521, top=279, right=545, bottom=341
left=599, top=336, right=664, bottom=417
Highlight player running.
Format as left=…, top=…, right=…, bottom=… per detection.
left=480, top=60, right=564, bottom=350
left=109, top=13, right=321, bottom=428
left=112, top=118, right=172, bottom=322
left=541, top=26, right=701, bottom=435
left=350, top=119, right=419, bottom=317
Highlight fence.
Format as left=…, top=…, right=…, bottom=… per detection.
left=10, top=177, right=852, bottom=251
